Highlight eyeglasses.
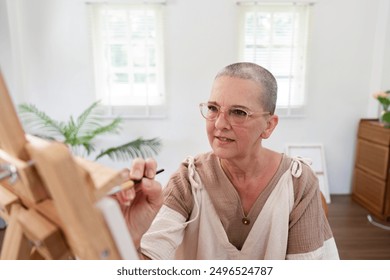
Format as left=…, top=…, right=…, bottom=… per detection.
left=199, top=102, right=270, bottom=125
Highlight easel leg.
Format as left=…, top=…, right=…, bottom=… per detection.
left=0, top=204, right=31, bottom=259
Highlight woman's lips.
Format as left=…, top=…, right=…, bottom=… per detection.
left=215, top=136, right=234, bottom=142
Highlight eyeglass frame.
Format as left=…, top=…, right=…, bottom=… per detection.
left=199, top=102, right=271, bottom=125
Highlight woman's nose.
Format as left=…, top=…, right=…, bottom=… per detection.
left=214, top=110, right=231, bottom=129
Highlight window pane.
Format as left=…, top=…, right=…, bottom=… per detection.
left=273, top=13, right=293, bottom=45
left=107, top=11, right=128, bottom=40
left=110, top=44, right=128, bottom=67
left=134, top=73, right=146, bottom=83
left=244, top=12, right=270, bottom=45
left=130, top=10, right=156, bottom=40
left=114, top=73, right=129, bottom=84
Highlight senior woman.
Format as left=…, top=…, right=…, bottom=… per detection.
left=116, top=62, right=339, bottom=260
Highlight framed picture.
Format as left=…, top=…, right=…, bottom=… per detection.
left=285, top=144, right=331, bottom=203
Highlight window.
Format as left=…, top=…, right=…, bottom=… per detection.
left=238, top=3, right=311, bottom=116
left=88, top=3, right=165, bottom=118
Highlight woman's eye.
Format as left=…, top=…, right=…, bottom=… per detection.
left=208, top=105, right=219, bottom=112
left=230, top=109, right=248, bottom=117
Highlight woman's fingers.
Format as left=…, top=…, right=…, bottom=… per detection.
left=130, top=158, right=158, bottom=181
left=116, top=158, right=161, bottom=207
left=129, top=158, right=147, bottom=181
left=144, top=158, right=157, bottom=179
left=140, top=178, right=163, bottom=209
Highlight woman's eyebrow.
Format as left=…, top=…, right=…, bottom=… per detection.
left=231, top=105, right=250, bottom=109
left=208, top=101, right=249, bottom=109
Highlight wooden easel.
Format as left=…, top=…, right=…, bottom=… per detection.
left=0, top=71, right=137, bottom=259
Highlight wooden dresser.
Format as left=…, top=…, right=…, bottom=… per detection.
left=352, top=119, right=390, bottom=221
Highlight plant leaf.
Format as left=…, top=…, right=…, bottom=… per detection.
left=72, top=117, right=122, bottom=148
left=382, top=111, right=390, bottom=123
left=89, top=117, right=122, bottom=137
left=17, top=103, right=65, bottom=138
left=95, top=137, right=162, bottom=161
left=75, top=101, right=107, bottom=137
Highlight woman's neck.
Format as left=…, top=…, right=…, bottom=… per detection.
left=220, top=148, right=276, bottom=179
left=219, top=148, right=282, bottom=215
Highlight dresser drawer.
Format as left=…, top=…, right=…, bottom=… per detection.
left=358, top=120, right=390, bottom=145
left=353, top=168, right=386, bottom=214
left=355, top=139, right=389, bottom=179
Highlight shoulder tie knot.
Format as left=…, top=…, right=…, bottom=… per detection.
left=290, top=157, right=312, bottom=178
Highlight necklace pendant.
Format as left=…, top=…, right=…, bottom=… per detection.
left=242, top=217, right=250, bottom=225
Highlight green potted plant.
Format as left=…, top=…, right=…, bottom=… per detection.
left=17, top=101, right=162, bottom=161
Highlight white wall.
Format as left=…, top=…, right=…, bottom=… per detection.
left=0, top=0, right=16, bottom=101
left=382, top=2, right=390, bottom=90
left=1, top=0, right=389, bottom=193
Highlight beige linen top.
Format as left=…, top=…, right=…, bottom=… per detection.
left=140, top=152, right=339, bottom=259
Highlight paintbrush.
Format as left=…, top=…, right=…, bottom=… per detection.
left=108, top=168, right=164, bottom=195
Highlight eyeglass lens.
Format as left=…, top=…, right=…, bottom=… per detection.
left=200, top=103, right=249, bottom=124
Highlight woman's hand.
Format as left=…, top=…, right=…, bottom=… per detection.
left=115, top=158, right=163, bottom=248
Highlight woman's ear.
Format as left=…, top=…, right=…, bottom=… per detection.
left=260, top=114, right=278, bottom=139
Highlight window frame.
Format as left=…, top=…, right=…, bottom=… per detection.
left=88, top=2, right=166, bottom=119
